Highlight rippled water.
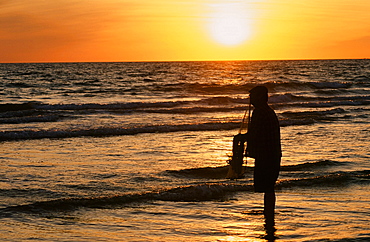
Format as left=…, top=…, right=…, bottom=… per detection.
left=0, top=60, right=369, bottom=241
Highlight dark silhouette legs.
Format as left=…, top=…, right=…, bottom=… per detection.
left=263, top=192, right=277, bottom=240
left=264, top=192, right=275, bottom=222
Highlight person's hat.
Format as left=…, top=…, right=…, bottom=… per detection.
left=249, top=85, right=268, bottom=95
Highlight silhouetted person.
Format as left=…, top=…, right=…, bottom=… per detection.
left=236, top=86, right=281, bottom=232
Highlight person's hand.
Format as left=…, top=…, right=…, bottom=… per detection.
left=234, top=133, right=248, bottom=142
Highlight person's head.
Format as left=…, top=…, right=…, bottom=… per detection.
left=249, top=86, right=268, bottom=107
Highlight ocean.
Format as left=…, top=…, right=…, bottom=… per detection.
left=0, top=59, right=369, bottom=241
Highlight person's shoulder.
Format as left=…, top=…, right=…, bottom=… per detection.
left=259, top=105, right=278, bottom=120
left=257, top=105, right=274, bottom=114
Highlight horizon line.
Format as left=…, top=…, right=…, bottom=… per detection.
left=0, top=57, right=368, bottom=64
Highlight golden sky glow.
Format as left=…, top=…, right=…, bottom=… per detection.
left=1, top=0, right=369, bottom=63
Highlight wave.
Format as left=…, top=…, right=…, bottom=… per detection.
left=166, top=166, right=232, bottom=179
left=280, top=108, right=347, bottom=122
left=4, top=81, right=36, bottom=88
left=0, top=90, right=368, bottom=140
left=0, top=100, right=365, bottom=128
left=299, top=99, right=370, bottom=108
left=4, top=92, right=370, bottom=113
left=0, top=103, right=360, bottom=130
left=276, top=170, right=370, bottom=189
left=0, top=122, right=240, bottom=142
left=280, top=160, right=345, bottom=171
left=0, top=184, right=253, bottom=215
left=0, top=102, right=38, bottom=112
left=148, top=79, right=359, bottom=96
left=1, top=91, right=369, bottom=115
left=0, top=104, right=359, bottom=141
left=307, top=81, right=353, bottom=89
left=2, top=170, right=369, bottom=215
left=0, top=113, right=341, bottom=142
left=0, top=114, right=63, bottom=124
left=261, top=80, right=354, bottom=90
left=165, top=160, right=346, bottom=179
left=0, top=102, right=67, bottom=124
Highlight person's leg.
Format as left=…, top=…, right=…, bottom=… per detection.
left=264, top=191, right=276, bottom=227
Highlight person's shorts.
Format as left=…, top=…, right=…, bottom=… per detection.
left=254, top=158, right=280, bottom=193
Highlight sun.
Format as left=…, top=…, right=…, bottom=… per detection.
left=207, top=3, right=252, bottom=46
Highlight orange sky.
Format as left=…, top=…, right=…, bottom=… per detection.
left=1, top=0, right=369, bottom=63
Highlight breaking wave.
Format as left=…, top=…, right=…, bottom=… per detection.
left=2, top=169, right=369, bottom=215
left=2, top=92, right=370, bottom=112
left=1, top=94, right=368, bottom=142
left=0, top=122, right=240, bottom=141
left=0, top=114, right=347, bottom=141
left=166, top=160, right=347, bottom=179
